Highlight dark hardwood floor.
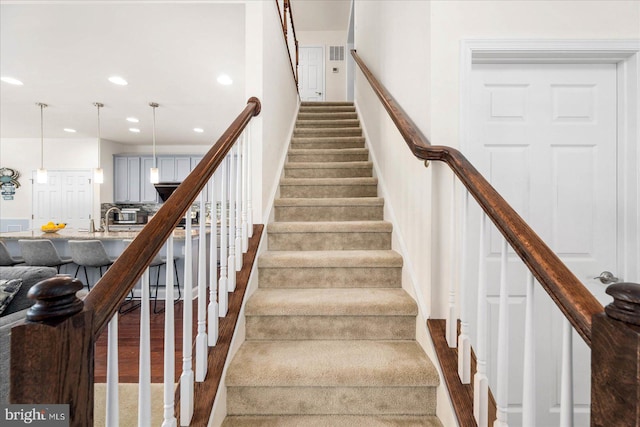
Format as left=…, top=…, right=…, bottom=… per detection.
left=94, top=224, right=263, bottom=384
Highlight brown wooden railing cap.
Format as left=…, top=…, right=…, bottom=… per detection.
left=26, top=275, right=84, bottom=323
left=605, top=282, right=640, bottom=326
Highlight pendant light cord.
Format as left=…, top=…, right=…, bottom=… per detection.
left=150, top=102, right=159, bottom=168
left=36, top=102, right=47, bottom=170
left=95, top=102, right=103, bottom=167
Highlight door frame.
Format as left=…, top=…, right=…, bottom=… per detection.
left=460, top=39, right=640, bottom=285
left=299, top=44, right=326, bottom=101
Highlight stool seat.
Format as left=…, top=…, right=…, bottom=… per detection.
left=18, top=239, right=73, bottom=272
left=0, top=241, right=24, bottom=266
left=68, top=240, right=115, bottom=291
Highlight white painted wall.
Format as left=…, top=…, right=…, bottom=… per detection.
left=298, top=30, right=348, bottom=101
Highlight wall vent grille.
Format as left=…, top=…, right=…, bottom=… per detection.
left=330, top=46, right=345, bottom=61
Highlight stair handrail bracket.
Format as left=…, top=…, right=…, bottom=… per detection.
left=9, top=97, right=261, bottom=425
left=351, top=49, right=603, bottom=346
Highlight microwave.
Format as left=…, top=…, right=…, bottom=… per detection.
left=115, top=208, right=147, bottom=224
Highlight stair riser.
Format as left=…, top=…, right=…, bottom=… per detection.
left=227, top=386, right=436, bottom=416
left=299, top=106, right=356, bottom=113
left=279, top=184, right=378, bottom=198
left=268, top=232, right=390, bottom=251
left=290, top=141, right=365, bottom=150
left=296, top=120, right=360, bottom=128
left=297, top=112, right=358, bottom=120
left=245, top=315, right=416, bottom=340
left=259, top=267, right=401, bottom=288
left=294, top=128, right=362, bottom=137
left=288, top=153, right=369, bottom=162
left=285, top=167, right=372, bottom=178
left=274, top=205, right=384, bottom=222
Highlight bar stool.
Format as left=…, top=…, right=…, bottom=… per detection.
left=68, top=240, right=116, bottom=292
left=122, top=239, right=181, bottom=314
left=0, top=241, right=24, bottom=266
left=18, top=239, right=73, bottom=272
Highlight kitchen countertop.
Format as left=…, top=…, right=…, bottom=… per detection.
left=0, top=227, right=209, bottom=241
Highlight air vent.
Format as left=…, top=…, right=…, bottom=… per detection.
left=330, top=46, right=345, bottom=61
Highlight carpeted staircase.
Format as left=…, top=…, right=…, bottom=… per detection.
left=221, top=102, right=442, bottom=426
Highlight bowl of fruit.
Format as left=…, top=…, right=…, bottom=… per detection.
left=41, top=222, right=66, bottom=233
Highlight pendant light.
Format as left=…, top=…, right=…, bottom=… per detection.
left=36, top=102, right=48, bottom=183
left=93, top=102, right=104, bottom=184
left=149, top=102, right=159, bottom=184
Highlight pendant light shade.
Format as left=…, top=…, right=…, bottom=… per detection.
left=94, top=102, right=104, bottom=184
left=36, top=102, right=48, bottom=184
left=149, top=102, right=159, bottom=184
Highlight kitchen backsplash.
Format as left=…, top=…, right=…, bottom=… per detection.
left=101, top=202, right=211, bottom=222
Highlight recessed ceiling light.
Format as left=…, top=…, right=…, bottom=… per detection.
left=217, top=74, right=233, bottom=85
left=1, top=76, right=23, bottom=85
left=63, top=128, right=76, bottom=133
left=126, top=117, right=139, bottom=123
left=193, top=128, right=204, bottom=133
left=129, top=128, right=141, bottom=133
left=108, top=76, right=128, bottom=86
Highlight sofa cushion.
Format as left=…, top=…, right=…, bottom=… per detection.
left=0, top=266, right=58, bottom=317
left=0, top=279, right=22, bottom=315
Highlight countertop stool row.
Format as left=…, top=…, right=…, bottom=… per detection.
left=0, top=239, right=181, bottom=314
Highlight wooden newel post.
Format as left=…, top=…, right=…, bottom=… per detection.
left=10, top=275, right=95, bottom=427
left=591, top=282, right=640, bottom=426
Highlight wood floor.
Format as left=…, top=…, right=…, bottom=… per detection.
left=94, top=224, right=263, bottom=384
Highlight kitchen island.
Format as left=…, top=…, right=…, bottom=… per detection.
left=0, top=227, right=211, bottom=298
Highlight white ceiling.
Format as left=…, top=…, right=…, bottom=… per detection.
left=0, top=1, right=352, bottom=146
left=0, top=2, right=246, bottom=145
left=290, top=0, right=351, bottom=32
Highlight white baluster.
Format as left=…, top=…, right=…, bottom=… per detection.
left=138, top=268, right=151, bottom=427
left=180, top=212, right=194, bottom=426
left=106, top=313, right=119, bottom=427
left=208, top=171, right=219, bottom=346
left=458, top=189, right=471, bottom=384
left=241, top=129, right=249, bottom=253
left=163, top=234, right=177, bottom=427
left=228, top=147, right=236, bottom=292
left=246, top=124, right=253, bottom=239
left=522, top=271, right=536, bottom=427
left=446, top=175, right=457, bottom=347
left=560, top=318, right=574, bottom=427
left=235, top=139, right=243, bottom=270
left=474, top=212, right=489, bottom=427
left=219, top=157, right=229, bottom=316
left=196, top=190, right=208, bottom=381
left=494, top=238, right=510, bottom=427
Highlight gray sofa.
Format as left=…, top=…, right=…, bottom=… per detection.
left=0, top=266, right=58, bottom=404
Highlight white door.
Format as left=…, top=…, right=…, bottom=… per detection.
left=33, top=170, right=93, bottom=230
left=299, top=46, right=324, bottom=101
left=467, top=63, right=617, bottom=426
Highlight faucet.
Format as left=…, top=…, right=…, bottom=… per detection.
left=104, top=207, right=121, bottom=233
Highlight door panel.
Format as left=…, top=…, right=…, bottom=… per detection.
left=467, top=63, right=617, bottom=426
left=299, top=47, right=324, bottom=101
left=33, top=170, right=92, bottom=230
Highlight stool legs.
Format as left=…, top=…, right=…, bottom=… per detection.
left=151, top=260, right=182, bottom=314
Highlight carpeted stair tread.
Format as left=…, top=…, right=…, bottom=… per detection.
left=297, top=112, right=358, bottom=120
left=295, top=119, right=360, bottom=128
left=288, top=147, right=368, bottom=156
left=274, top=197, right=383, bottom=207
left=268, top=220, right=391, bottom=233
left=258, top=250, right=403, bottom=268
left=301, top=101, right=354, bottom=106
left=285, top=161, right=373, bottom=170
left=294, top=127, right=362, bottom=137
left=226, top=340, right=438, bottom=387
left=222, top=415, right=443, bottom=426
left=299, top=106, right=356, bottom=113
left=246, top=288, right=417, bottom=316
left=291, top=136, right=365, bottom=145
left=280, top=177, right=377, bottom=186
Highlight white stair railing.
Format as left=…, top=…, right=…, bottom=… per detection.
left=235, top=137, right=243, bottom=271
left=457, top=189, right=471, bottom=384
left=180, top=212, right=194, bottom=426
left=219, top=155, right=229, bottom=315
left=493, top=238, right=510, bottom=427
left=163, top=234, right=177, bottom=427
left=228, top=148, right=237, bottom=293
left=473, top=212, right=489, bottom=427
left=106, top=314, right=119, bottom=427
left=522, top=271, right=536, bottom=427
left=247, top=125, right=253, bottom=239
left=138, top=269, right=152, bottom=427
left=208, top=170, right=220, bottom=346
left=196, top=190, right=208, bottom=382
left=560, top=319, right=575, bottom=427
left=241, top=130, right=249, bottom=252
left=446, top=173, right=457, bottom=348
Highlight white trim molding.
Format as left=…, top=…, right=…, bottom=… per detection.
left=460, top=38, right=640, bottom=285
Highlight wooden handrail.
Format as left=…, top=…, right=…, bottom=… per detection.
left=84, top=97, right=261, bottom=335
left=276, top=0, right=299, bottom=88
left=351, top=49, right=603, bottom=346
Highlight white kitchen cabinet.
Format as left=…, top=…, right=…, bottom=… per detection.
left=159, top=156, right=191, bottom=182
left=140, top=156, right=158, bottom=202
left=114, top=156, right=141, bottom=202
